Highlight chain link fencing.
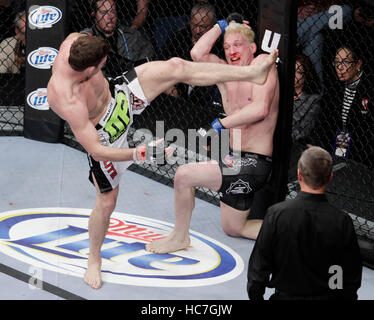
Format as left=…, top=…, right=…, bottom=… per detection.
left=0, top=0, right=373, bottom=263
left=291, top=0, right=374, bottom=248
left=0, top=1, right=25, bottom=135
left=67, top=0, right=258, bottom=205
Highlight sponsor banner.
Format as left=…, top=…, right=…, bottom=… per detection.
left=26, top=88, right=49, bottom=110
left=27, top=47, right=58, bottom=69
left=28, top=5, right=62, bottom=29
left=0, top=208, right=244, bottom=287
left=25, top=1, right=67, bottom=142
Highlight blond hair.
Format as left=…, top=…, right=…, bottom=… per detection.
left=224, top=22, right=255, bottom=45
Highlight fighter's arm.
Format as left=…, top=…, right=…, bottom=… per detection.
left=190, top=24, right=226, bottom=64
left=61, top=102, right=135, bottom=162
left=220, top=55, right=278, bottom=128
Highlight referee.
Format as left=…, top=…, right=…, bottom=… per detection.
left=247, top=146, right=362, bottom=300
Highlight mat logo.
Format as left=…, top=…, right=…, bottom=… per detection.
left=28, top=6, right=62, bottom=29
left=26, top=88, right=50, bottom=110
left=0, top=208, right=244, bottom=287
left=27, top=47, right=58, bottom=69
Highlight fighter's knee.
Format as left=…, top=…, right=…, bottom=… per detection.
left=223, top=227, right=242, bottom=238
left=221, top=221, right=242, bottom=238
left=222, top=219, right=262, bottom=239
left=100, top=200, right=116, bottom=217
left=166, top=57, right=187, bottom=79
left=174, top=165, right=193, bottom=190
left=96, top=192, right=117, bottom=217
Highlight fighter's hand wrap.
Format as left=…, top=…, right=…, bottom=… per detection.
left=211, top=118, right=225, bottom=134
left=216, top=20, right=228, bottom=35
left=197, top=118, right=226, bottom=155
left=134, top=140, right=168, bottom=165
left=197, top=118, right=225, bottom=138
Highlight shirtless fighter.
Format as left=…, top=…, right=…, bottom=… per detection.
left=47, top=32, right=277, bottom=289
left=146, top=18, right=280, bottom=254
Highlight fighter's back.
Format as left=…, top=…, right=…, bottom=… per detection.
left=47, top=33, right=110, bottom=123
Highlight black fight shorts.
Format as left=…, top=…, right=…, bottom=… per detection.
left=218, top=150, right=272, bottom=211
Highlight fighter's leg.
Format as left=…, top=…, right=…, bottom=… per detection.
left=135, top=50, right=278, bottom=102
left=220, top=201, right=262, bottom=240
left=84, top=174, right=119, bottom=289
left=146, top=161, right=222, bottom=254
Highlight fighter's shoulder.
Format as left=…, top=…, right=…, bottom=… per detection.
left=46, top=83, right=65, bottom=118
left=60, top=33, right=86, bottom=48
left=66, top=32, right=86, bottom=40
left=47, top=78, right=65, bottom=107
left=253, top=53, right=278, bottom=83
left=252, top=53, right=272, bottom=64
left=48, top=86, right=84, bottom=121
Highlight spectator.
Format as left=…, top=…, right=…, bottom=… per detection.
left=81, top=0, right=155, bottom=78
left=297, top=0, right=352, bottom=92
left=0, top=10, right=26, bottom=74
left=159, top=3, right=221, bottom=98
left=0, top=0, right=14, bottom=42
left=247, top=146, right=362, bottom=300
left=352, top=0, right=374, bottom=30
left=100, top=0, right=150, bottom=32
left=315, top=44, right=374, bottom=169
left=288, top=54, right=321, bottom=181
left=151, top=2, right=223, bottom=133
left=148, top=0, right=237, bottom=52
left=129, top=0, right=150, bottom=31
left=323, top=0, right=374, bottom=80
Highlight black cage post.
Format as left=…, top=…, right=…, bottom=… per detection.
left=24, top=0, right=67, bottom=143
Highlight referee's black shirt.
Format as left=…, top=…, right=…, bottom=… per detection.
left=247, top=191, right=362, bottom=300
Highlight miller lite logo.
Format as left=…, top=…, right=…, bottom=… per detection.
left=27, top=47, right=58, bottom=69
left=26, top=88, right=50, bottom=110
left=0, top=208, right=244, bottom=287
left=28, top=6, right=62, bottom=29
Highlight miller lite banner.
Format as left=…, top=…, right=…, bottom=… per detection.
left=24, top=1, right=68, bottom=143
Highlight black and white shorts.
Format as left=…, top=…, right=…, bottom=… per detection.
left=88, top=69, right=149, bottom=193
left=218, top=150, right=272, bottom=211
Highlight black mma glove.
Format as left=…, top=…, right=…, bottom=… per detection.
left=227, top=12, right=244, bottom=24
left=216, top=12, right=245, bottom=35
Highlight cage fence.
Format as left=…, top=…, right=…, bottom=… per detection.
left=1, top=0, right=373, bottom=256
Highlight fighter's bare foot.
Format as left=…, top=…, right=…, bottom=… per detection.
left=84, top=256, right=102, bottom=289
left=146, top=232, right=190, bottom=254
left=251, top=49, right=278, bottom=85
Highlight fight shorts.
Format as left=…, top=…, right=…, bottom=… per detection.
left=88, top=69, right=149, bottom=193
left=218, top=150, right=272, bottom=211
